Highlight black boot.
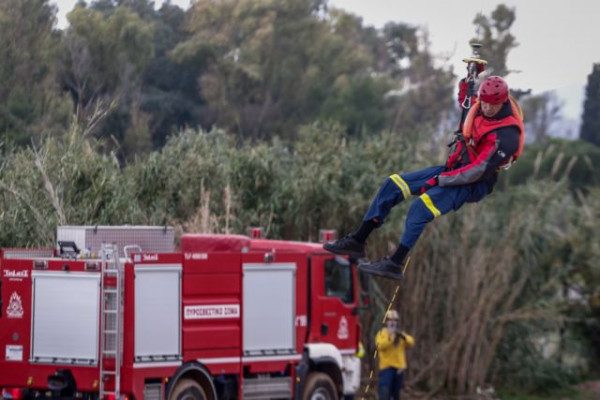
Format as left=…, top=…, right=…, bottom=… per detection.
left=390, top=244, right=409, bottom=266
left=323, top=235, right=366, bottom=259
left=358, top=258, right=403, bottom=280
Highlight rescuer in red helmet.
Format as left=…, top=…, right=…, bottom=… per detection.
left=324, top=75, right=525, bottom=279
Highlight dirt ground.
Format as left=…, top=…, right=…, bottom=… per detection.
left=394, top=381, right=600, bottom=399
left=578, top=381, right=600, bottom=399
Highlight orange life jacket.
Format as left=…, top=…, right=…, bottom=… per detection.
left=462, top=96, right=525, bottom=167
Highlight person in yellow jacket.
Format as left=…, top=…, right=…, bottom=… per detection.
left=375, top=310, right=415, bottom=400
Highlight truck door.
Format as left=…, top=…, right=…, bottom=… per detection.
left=241, top=253, right=297, bottom=356
left=309, top=254, right=358, bottom=351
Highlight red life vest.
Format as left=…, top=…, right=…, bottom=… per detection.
left=462, top=96, right=525, bottom=167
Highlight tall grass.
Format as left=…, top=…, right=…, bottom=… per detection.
left=0, top=122, right=597, bottom=395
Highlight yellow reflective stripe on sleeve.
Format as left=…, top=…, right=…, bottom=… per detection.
left=389, top=174, right=410, bottom=199
left=420, top=193, right=441, bottom=217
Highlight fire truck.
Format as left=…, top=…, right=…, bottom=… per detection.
left=0, top=226, right=363, bottom=400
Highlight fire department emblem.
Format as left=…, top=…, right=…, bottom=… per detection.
left=6, top=292, right=24, bottom=319
left=337, top=316, right=349, bottom=340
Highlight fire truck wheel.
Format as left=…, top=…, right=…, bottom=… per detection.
left=169, top=378, right=207, bottom=400
left=303, top=372, right=338, bottom=400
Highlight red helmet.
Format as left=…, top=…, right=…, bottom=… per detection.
left=478, top=76, right=509, bottom=104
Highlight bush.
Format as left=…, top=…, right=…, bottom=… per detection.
left=0, top=121, right=598, bottom=397
left=505, top=138, right=600, bottom=191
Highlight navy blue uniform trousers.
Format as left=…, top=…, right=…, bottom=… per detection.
left=364, top=166, right=493, bottom=249
left=378, top=368, right=405, bottom=400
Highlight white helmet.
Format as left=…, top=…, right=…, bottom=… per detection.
left=385, top=309, right=399, bottom=321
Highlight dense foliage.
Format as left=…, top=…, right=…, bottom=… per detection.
left=1, top=0, right=452, bottom=157
left=1, top=123, right=598, bottom=396
left=0, top=0, right=598, bottom=397
left=580, top=63, right=600, bottom=147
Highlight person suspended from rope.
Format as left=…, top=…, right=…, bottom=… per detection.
left=376, top=310, right=415, bottom=400
left=323, top=72, right=525, bottom=280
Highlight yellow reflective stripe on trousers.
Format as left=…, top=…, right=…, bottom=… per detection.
left=389, top=174, right=410, bottom=199
left=420, top=193, right=441, bottom=217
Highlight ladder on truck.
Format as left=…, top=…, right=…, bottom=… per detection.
left=99, top=244, right=123, bottom=399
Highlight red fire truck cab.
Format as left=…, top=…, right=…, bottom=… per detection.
left=0, top=226, right=362, bottom=400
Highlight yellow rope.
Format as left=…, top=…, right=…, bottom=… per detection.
left=361, top=257, right=411, bottom=399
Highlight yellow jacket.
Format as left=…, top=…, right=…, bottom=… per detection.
left=375, top=328, right=415, bottom=370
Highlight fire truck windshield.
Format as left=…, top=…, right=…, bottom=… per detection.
left=324, top=256, right=353, bottom=304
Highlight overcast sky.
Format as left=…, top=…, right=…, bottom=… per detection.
left=52, top=0, right=600, bottom=119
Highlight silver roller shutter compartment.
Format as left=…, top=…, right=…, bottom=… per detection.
left=243, top=263, right=296, bottom=354
left=134, top=265, right=181, bottom=361
left=31, top=271, right=101, bottom=364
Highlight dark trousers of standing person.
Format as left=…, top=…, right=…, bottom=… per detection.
left=378, top=367, right=405, bottom=400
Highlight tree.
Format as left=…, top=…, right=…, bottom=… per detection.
left=520, top=92, right=563, bottom=143
left=580, top=63, right=600, bottom=147
left=381, top=22, right=419, bottom=77
left=471, top=4, right=518, bottom=77
left=0, top=0, right=70, bottom=145
left=59, top=1, right=155, bottom=156
left=173, top=0, right=397, bottom=139
left=312, top=9, right=392, bottom=135
left=139, top=1, right=206, bottom=148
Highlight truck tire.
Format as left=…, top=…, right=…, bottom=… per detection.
left=169, top=378, right=207, bottom=400
left=303, top=372, right=338, bottom=400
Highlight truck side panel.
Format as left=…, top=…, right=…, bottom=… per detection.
left=1, top=259, right=34, bottom=387
left=0, top=258, right=104, bottom=392
left=182, top=252, right=242, bottom=375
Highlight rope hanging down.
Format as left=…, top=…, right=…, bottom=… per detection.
left=361, top=257, right=411, bottom=399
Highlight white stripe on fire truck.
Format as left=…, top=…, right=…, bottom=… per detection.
left=196, top=354, right=304, bottom=365
left=339, top=349, right=357, bottom=355
left=198, top=357, right=241, bottom=364
left=242, top=354, right=302, bottom=363
left=133, top=361, right=182, bottom=369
